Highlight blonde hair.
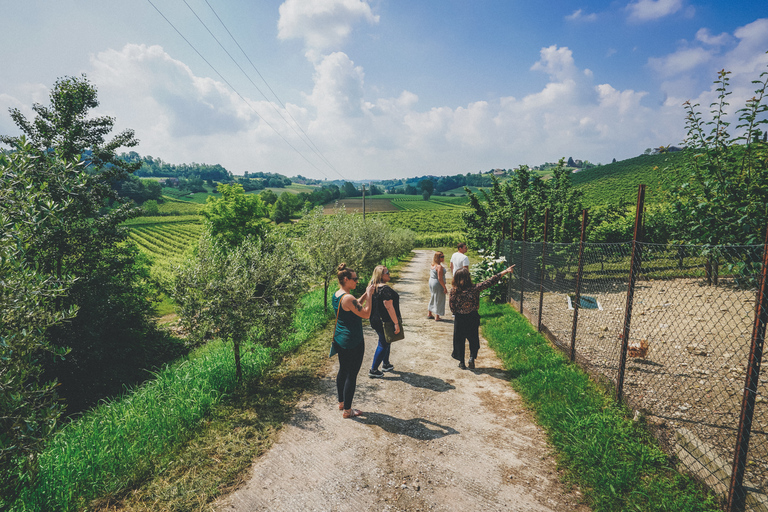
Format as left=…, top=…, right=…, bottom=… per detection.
left=369, top=265, right=388, bottom=286
left=432, top=251, right=444, bottom=265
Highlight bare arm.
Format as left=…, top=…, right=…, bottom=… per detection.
left=342, top=285, right=375, bottom=319
left=437, top=265, right=447, bottom=292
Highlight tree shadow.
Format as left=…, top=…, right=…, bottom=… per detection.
left=354, top=412, right=459, bottom=439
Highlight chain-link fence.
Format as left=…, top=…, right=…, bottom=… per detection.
left=503, top=238, right=768, bottom=512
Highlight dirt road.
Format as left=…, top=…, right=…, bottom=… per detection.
left=215, top=250, right=590, bottom=512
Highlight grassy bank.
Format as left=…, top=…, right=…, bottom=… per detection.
left=6, top=286, right=335, bottom=512
left=480, top=299, right=721, bottom=512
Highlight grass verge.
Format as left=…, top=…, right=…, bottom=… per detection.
left=480, top=299, right=722, bottom=512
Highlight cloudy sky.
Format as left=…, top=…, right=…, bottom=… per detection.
left=1, top=0, right=766, bottom=181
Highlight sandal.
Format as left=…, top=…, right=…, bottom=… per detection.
left=338, top=402, right=344, bottom=410
left=342, top=408, right=362, bottom=419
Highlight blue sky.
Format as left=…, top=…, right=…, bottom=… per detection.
left=1, top=0, right=766, bottom=181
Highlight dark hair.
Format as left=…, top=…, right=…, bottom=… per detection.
left=451, top=267, right=472, bottom=292
left=457, top=242, right=467, bottom=250
left=337, top=263, right=356, bottom=284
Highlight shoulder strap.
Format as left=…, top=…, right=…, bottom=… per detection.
left=334, top=292, right=347, bottom=336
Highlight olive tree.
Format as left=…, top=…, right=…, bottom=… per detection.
left=172, top=230, right=308, bottom=380
left=300, top=205, right=414, bottom=311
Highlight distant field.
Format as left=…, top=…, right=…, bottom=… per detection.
left=260, top=183, right=318, bottom=195
left=157, top=196, right=203, bottom=214
left=124, top=216, right=203, bottom=276
left=322, top=198, right=399, bottom=212
left=391, top=197, right=469, bottom=211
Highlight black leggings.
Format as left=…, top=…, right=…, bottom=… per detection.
left=336, top=341, right=365, bottom=410
left=452, top=311, right=480, bottom=363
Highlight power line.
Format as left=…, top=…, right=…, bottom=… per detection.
left=145, top=0, right=342, bottom=181
left=200, top=0, right=342, bottom=178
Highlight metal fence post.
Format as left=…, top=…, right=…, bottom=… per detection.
left=519, top=211, right=528, bottom=313
left=727, top=224, right=768, bottom=512
left=538, top=209, right=549, bottom=332
left=569, top=209, right=588, bottom=362
left=507, top=218, right=515, bottom=302
left=617, top=185, right=645, bottom=402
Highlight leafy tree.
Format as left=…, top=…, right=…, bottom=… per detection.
left=341, top=181, right=359, bottom=198
left=202, top=183, right=271, bottom=247
left=172, top=230, right=307, bottom=380
left=300, top=206, right=414, bottom=311
left=420, top=179, right=434, bottom=199
left=271, top=191, right=300, bottom=224
left=463, top=160, right=582, bottom=255
left=1, top=75, right=171, bottom=412
left=0, top=146, right=77, bottom=499
left=669, top=65, right=768, bottom=247
left=259, top=188, right=278, bottom=205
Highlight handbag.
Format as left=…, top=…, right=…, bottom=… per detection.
left=382, top=320, right=405, bottom=343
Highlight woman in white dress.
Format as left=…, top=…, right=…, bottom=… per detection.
left=427, top=251, right=448, bottom=321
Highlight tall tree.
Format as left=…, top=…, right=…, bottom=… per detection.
left=202, top=183, right=271, bottom=247
left=0, top=146, right=77, bottom=499
left=670, top=66, right=768, bottom=247
left=1, top=75, right=169, bottom=412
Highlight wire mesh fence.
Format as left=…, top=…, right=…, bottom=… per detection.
left=503, top=238, right=768, bottom=511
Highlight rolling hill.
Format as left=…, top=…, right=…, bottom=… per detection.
left=571, top=152, right=686, bottom=207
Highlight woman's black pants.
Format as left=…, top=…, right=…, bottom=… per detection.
left=452, top=311, right=480, bottom=363
left=336, top=341, right=365, bottom=410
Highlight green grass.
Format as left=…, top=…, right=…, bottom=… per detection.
left=480, top=299, right=721, bottom=512
left=5, top=286, right=338, bottom=512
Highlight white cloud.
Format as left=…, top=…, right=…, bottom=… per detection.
left=626, top=0, right=688, bottom=22
left=277, top=0, right=379, bottom=60
left=531, top=46, right=579, bottom=82
left=696, top=28, right=730, bottom=47
left=566, top=9, right=598, bottom=22
left=648, top=47, right=713, bottom=77
left=649, top=18, right=768, bottom=129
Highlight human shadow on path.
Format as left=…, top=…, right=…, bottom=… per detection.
left=466, top=367, right=512, bottom=381
left=383, top=371, right=455, bottom=392
left=354, top=412, right=459, bottom=440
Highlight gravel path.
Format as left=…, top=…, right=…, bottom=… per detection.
left=215, top=250, right=590, bottom=512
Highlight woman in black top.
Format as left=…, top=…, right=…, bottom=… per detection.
left=449, top=265, right=514, bottom=369
left=367, top=265, right=401, bottom=378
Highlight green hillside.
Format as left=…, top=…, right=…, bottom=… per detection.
left=571, top=152, right=685, bottom=207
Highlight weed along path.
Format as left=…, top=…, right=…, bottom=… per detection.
left=215, top=250, right=590, bottom=512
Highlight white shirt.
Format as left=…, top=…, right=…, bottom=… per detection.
left=450, top=251, right=469, bottom=275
